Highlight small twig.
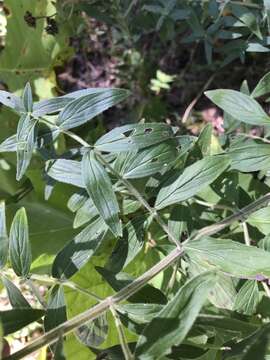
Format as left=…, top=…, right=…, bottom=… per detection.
left=236, top=133, right=270, bottom=145
left=25, top=279, right=47, bottom=309
left=193, top=199, right=235, bottom=212
left=242, top=222, right=251, bottom=246
left=182, top=74, right=216, bottom=124
left=110, top=305, right=134, bottom=360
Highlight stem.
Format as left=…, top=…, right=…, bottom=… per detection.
left=29, top=274, right=102, bottom=302
left=242, top=222, right=251, bottom=246
left=26, top=279, right=47, bottom=309
left=236, top=133, right=270, bottom=145
left=186, top=193, right=270, bottom=242
left=110, top=306, right=134, bottom=360
left=6, top=194, right=270, bottom=360
left=193, top=199, right=235, bottom=212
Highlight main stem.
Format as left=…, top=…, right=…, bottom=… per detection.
left=6, top=193, right=270, bottom=360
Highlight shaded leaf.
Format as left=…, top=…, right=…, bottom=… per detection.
left=0, top=309, right=44, bottom=335
left=76, top=313, right=108, bottom=347
left=2, top=277, right=30, bottom=309
left=22, top=82, right=33, bottom=112
left=9, top=207, right=32, bottom=277
left=0, top=202, right=8, bottom=269
left=16, top=113, right=37, bottom=180
left=52, top=217, right=108, bottom=279
left=82, top=150, right=122, bottom=237
left=135, top=272, right=216, bottom=359
left=44, top=285, right=67, bottom=331
left=105, top=216, right=146, bottom=273
left=251, top=71, right=270, bottom=98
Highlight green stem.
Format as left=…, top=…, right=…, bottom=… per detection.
left=26, top=279, right=47, bottom=309
left=29, top=274, right=102, bottom=302
left=110, top=305, right=134, bottom=360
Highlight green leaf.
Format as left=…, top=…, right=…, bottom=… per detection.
left=9, top=207, right=32, bottom=277
left=95, top=123, right=175, bottom=153
left=185, top=236, right=270, bottom=279
left=16, top=113, right=37, bottom=180
left=0, top=135, right=17, bottom=153
left=205, top=89, right=270, bottom=125
left=251, top=71, right=270, bottom=98
left=82, top=150, right=122, bottom=237
left=0, top=90, right=24, bottom=113
left=73, top=198, right=99, bottom=229
left=2, top=277, right=31, bottom=309
left=134, top=272, right=216, bottom=359
left=233, top=281, right=260, bottom=315
left=76, top=313, right=108, bottom=347
left=47, top=159, right=83, bottom=188
left=155, top=155, right=231, bottom=210
left=0, top=309, right=44, bottom=335
left=247, top=206, right=270, bottom=235
left=56, top=89, right=130, bottom=130
left=22, top=82, right=33, bottom=112
left=228, top=138, right=270, bottom=172
left=44, top=285, right=67, bottom=331
left=117, top=304, right=163, bottom=324
left=0, top=202, right=8, bottom=269
left=224, top=323, right=270, bottom=359
left=114, top=141, right=178, bottom=179
left=33, top=88, right=122, bottom=117
left=52, top=217, right=108, bottom=279
left=105, top=216, right=146, bottom=273
left=96, top=267, right=167, bottom=304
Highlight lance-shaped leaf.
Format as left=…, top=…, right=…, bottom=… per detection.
left=251, top=71, right=270, bottom=98
left=56, top=88, right=130, bottom=130
left=95, top=123, right=174, bottom=153
left=155, top=155, right=231, bottom=210
left=105, top=216, right=146, bottom=273
left=16, top=113, right=37, bottom=180
left=233, top=281, right=260, bottom=315
left=0, top=90, right=24, bottom=113
left=0, top=135, right=17, bottom=153
left=228, top=138, right=270, bottom=172
left=2, top=277, right=30, bottom=309
left=82, top=150, right=122, bottom=237
left=67, top=191, right=88, bottom=213
left=134, top=272, right=216, bottom=359
left=0, top=309, right=44, bottom=335
left=0, top=202, right=8, bottom=269
left=205, top=90, right=270, bottom=125
left=9, top=208, right=32, bottom=277
left=33, top=88, right=119, bottom=117
left=52, top=217, right=108, bottom=279
left=184, top=237, right=270, bottom=279
left=114, top=141, right=178, bottom=179
left=46, top=159, right=83, bottom=188
left=76, top=313, right=108, bottom=347
left=73, top=198, right=99, bottom=229
left=22, top=82, right=33, bottom=112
